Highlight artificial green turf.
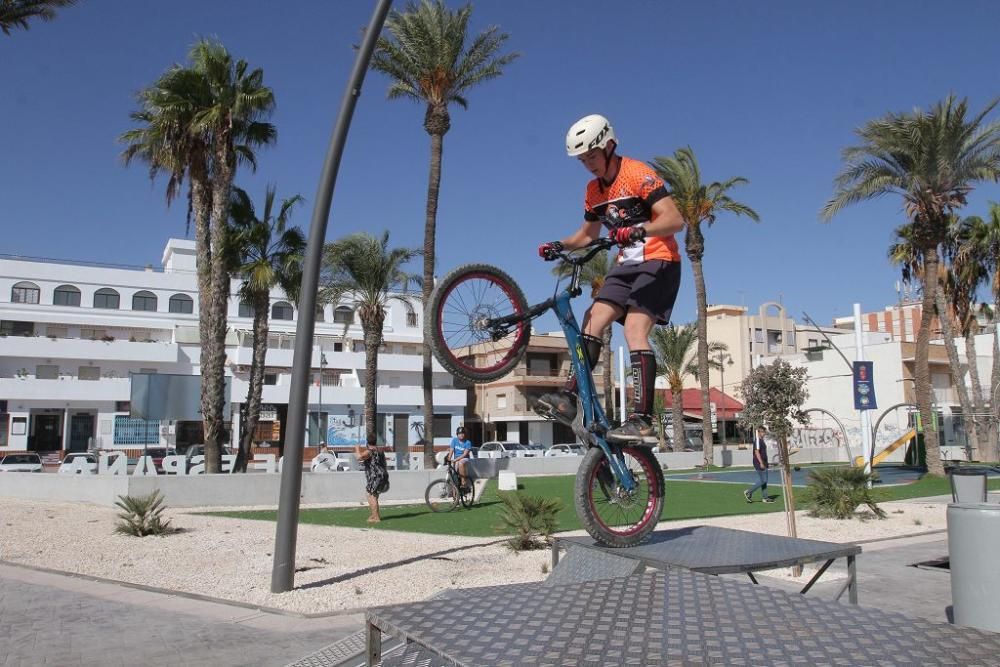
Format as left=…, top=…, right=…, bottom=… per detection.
left=205, top=466, right=997, bottom=538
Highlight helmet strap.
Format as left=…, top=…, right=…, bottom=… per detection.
left=599, top=146, right=620, bottom=187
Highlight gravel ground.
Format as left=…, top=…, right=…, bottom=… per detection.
left=0, top=497, right=947, bottom=614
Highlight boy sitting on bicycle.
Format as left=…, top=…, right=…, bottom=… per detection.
left=445, top=426, right=474, bottom=490
left=537, top=114, right=685, bottom=442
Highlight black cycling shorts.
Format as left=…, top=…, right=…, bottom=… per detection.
left=595, top=259, right=681, bottom=325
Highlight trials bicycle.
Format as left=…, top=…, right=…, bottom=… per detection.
left=425, top=458, right=476, bottom=512
left=426, top=238, right=664, bottom=547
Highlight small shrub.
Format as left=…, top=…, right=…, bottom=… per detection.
left=114, top=490, right=173, bottom=536
left=495, top=491, right=563, bottom=551
left=806, top=466, right=886, bottom=520
left=913, top=518, right=923, bottom=526
left=541, top=562, right=549, bottom=575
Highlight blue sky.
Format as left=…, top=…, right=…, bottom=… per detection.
left=4, top=0, right=1000, bottom=334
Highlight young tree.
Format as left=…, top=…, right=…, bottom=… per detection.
left=0, top=0, right=75, bottom=35
left=651, top=147, right=759, bottom=467
left=370, top=0, right=518, bottom=469
left=823, top=95, right=1000, bottom=475
left=227, top=186, right=305, bottom=472
left=738, top=359, right=810, bottom=542
left=321, top=232, right=421, bottom=458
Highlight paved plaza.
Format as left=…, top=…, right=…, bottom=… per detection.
left=0, top=499, right=967, bottom=666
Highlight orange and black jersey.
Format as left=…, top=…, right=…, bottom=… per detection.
left=584, top=156, right=680, bottom=264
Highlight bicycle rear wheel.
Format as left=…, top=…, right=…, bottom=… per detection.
left=575, top=445, right=664, bottom=547
left=425, top=479, right=459, bottom=512
left=427, top=264, right=530, bottom=384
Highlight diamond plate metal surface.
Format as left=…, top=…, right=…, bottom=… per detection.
left=286, top=631, right=368, bottom=667
left=545, top=542, right=642, bottom=586
left=557, top=525, right=861, bottom=574
left=368, top=570, right=1000, bottom=666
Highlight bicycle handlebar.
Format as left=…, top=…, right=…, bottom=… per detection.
left=551, top=237, right=617, bottom=265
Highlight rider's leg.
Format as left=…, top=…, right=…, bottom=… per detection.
left=535, top=302, right=620, bottom=422
left=607, top=310, right=658, bottom=442
left=457, top=460, right=469, bottom=488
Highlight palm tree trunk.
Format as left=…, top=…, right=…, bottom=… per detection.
left=190, top=162, right=223, bottom=473
left=992, top=328, right=1000, bottom=462
left=602, top=329, right=614, bottom=420
left=935, top=289, right=978, bottom=457
left=778, top=435, right=800, bottom=574
left=917, top=249, right=944, bottom=475
left=202, top=133, right=235, bottom=474
left=964, top=328, right=990, bottom=459
left=362, top=316, right=383, bottom=448
left=237, top=295, right=269, bottom=473
left=421, top=128, right=444, bottom=470
left=670, top=381, right=685, bottom=452
left=690, top=256, right=713, bottom=467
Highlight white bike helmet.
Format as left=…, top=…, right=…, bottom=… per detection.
left=566, top=114, right=616, bottom=156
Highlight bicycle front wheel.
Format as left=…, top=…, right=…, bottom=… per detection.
left=426, top=264, right=530, bottom=384
left=425, top=479, right=459, bottom=513
left=575, top=445, right=664, bottom=548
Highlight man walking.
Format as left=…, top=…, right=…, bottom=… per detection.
left=744, top=426, right=775, bottom=503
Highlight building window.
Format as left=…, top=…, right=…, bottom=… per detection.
left=271, top=301, right=294, bottom=320
left=432, top=414, right=452, bottom=439
left=45, top=325, right=68, bottom=338
left=132, top=290, right=158, bottom=312
left=497, top=394, right=508, bottom=409
left=754, top=328, right=764, bottom=343
left=1, top=320, right=34, bottom=336
left=79, top=366, right=100, bottom=381
left=53, top=285, right=81, bottom=306
left=93, top=288, right=120, bottom=310
left=315, top=305, right=325, bottom=322
left=334, top=341, right=344, bottom=352
left=168, top=293, right=194, bottom=314
left=36, top=364, right=59, bottom=380
left=11, top=281, right=40, bottom=304
left=80, top=327, right=106, bottom=340
left=238, top=301, right=254, bottom=318
left=264, top=373, right=278, bottom=385
left=808, top=338, right=818, bottom=348
left=406, top=311, right=418, bottom=327
left=333, top=306, right=354, bottom=324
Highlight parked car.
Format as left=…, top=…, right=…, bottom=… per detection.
left=477, top=441, right=535, bottom=459
left=58, top=452, right=98, bottom=474
left=0, top=452, right=43, bottom=472
left=545, top=443, right=586, bottom=457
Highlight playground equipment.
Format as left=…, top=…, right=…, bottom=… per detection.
left=854, top=428, right=916, bottom=468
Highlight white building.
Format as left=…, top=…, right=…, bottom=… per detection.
left=0, top=238, right=466, bottom=455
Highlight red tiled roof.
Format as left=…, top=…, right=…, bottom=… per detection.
left=658, top=388, right=743, bottom=419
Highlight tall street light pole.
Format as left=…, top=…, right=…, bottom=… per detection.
left=714, top=351, right=733, bottom=445
left=271, top=0, right=393, bottom=594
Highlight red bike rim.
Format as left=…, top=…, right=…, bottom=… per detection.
left=435, top=272, right=527, bottom=376
left=587, top=448, right=659, bottom=537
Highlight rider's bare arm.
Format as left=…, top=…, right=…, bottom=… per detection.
left=560, top=220, right=603, bottom=251
left=643, top=196, right=685, bottom=237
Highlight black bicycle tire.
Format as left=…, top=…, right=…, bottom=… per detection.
left=425, top=263, right=531, bottom=384
left=425, top=479, right=459, bottom=513
left=460, top=479, right=476, bottom=508
left=574, top=445, right=665, bottom=548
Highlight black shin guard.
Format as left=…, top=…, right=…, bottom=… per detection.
left=630, top=350, right=656, bottom=416
left=565, top=334, right=604, bottom=394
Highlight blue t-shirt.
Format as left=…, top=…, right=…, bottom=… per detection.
left=450, top=437, right=473, bottom=460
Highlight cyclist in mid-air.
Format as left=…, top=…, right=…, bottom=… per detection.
left=536, top=114, right=685, bottom=442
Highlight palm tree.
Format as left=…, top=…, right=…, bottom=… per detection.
left=650, top=324, right=727, bottom=453
left=321, top=232, right=421, bottom=459
left=552, top=248, right=616, bottom=418
left=371, top=0, right=518, bottom=470
left=889, top=223, right=980, bottom=458
left=650, top=147, right=759, bottom=467
left=120, top=39, right=276, bottom=472
left=0, top=0, right=75, bottom=35
left=957, top=202, right=1000, bottom=460
left=823, top=95, right=1000, bottom=476
left=228, top=186, right=305, bottom=473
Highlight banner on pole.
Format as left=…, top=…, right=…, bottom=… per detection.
left=852, top=361, right=877, bottom=411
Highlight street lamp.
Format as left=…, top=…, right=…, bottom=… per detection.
left=714, top=351, right=734, bottom=445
